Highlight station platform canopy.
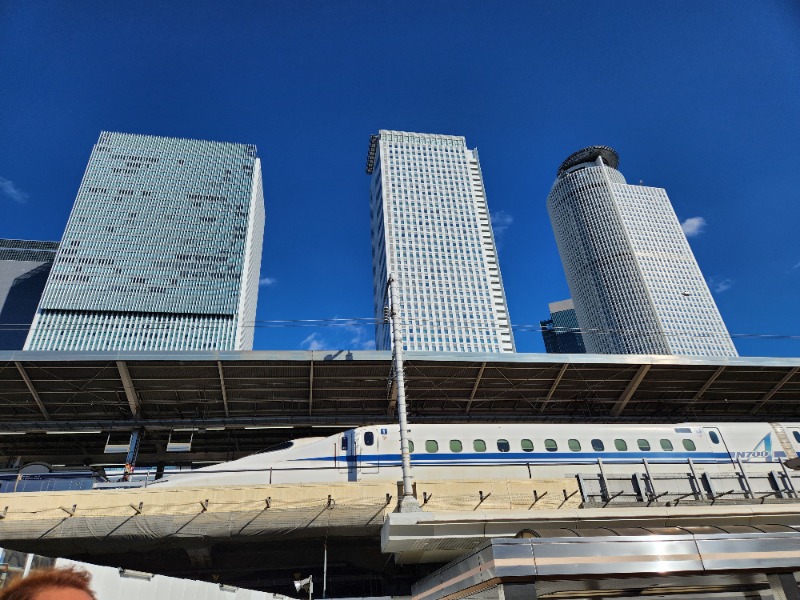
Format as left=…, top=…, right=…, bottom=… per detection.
left=0, top=351, right=798, bottom=466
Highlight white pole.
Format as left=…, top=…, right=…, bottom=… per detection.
left=388, top=274, right=421, bottom=512
left=322, top=542, right=327, bottom=599
left=22, top=553, right=34, bottom=577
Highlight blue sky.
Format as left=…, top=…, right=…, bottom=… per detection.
left=1, top=2, right=798, bottom=356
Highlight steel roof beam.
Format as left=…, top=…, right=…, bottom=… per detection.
left=308, top=359, right=314, bottom=416
left=14, top=362, right=50, bottom=421
left=387, top=376, right=397, bottom=417
left=692, top=366, right=726, bottom=401
left=751, top=366, right=800, bottom=415
left=540, top=363, right=569, bottom=414
left=465, top=363, right=486, bottom=414
left=116, top=361, right=142, bottom=417
left=610, top=364, right=651, bottom=417
left=217, top=361, right=229, bottom=418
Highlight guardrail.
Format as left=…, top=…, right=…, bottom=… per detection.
left=576, top=457, right=800, bottom=506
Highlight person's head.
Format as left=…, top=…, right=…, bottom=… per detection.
left=0, top=567, right=96, bottom=600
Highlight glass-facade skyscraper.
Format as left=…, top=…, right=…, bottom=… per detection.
left=368, top=130, right=514, bottom=352
left=0, top=239, right=58, bottom=350
left=540, top=299, right=586, bottom=354
left=547, top=146, right=737, bottom=357
left=25, top=132, right=264, bottom=351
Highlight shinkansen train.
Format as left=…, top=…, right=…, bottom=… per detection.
left=153, top=422, right=800, bottom=488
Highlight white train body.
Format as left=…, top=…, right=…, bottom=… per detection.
left=154, top=422, right=800, bottom=488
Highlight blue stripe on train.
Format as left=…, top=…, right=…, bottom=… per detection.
left=292, top=450, right=771, bottom=465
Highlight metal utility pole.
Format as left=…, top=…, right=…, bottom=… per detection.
left=387, top=274, right=421, bottom=512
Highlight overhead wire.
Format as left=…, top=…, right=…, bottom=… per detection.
left=0, top=316, right=798, bottom=342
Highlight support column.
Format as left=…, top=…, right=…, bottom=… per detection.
left=768, top=573, right=800, bottom=600
left=498, top=582, right=538, bottom=600
left=388, top=274, right=421, bottom=513
left=123, top=428, right=143, bottom=481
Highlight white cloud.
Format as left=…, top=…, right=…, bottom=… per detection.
left=346, top=322, right=376, bottom=350
left=259, top=276, right=277, bottom=287
left=680, top=216, right=706, bottom=237
left=0, top=176, right=28, bottom=204
left=793, top=261, right=800, bottom=270
left=708, top=277, right=734, bottom=294
left=491, top=210, right=513, bottom=235
left=300, top=332, right=326, bottom=350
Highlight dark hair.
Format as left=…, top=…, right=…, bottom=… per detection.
left=0, top=567, right=96, bottom=600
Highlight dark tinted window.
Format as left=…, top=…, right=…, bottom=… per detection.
left=709, top=431, right=720, bottom=444
left=497, top=439, right=510, bottom=452
left=341, top=437, right=348, bottom=451
left=793, top=431, right=800, bottom=444
left=364, top=431, right=375, bottom=446
left=591, top=439, right=604, bottom=451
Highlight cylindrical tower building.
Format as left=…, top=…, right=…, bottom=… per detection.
left=547, top=146, right=737, bottom=357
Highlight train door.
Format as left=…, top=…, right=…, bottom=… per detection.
left=360, top=428, right=379, bottom=474
left=338, top=430, right=358, bottom=482
left=703, top=427, right=732, bottom=462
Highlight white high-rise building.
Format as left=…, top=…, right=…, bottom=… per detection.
left=25, top=132, right=264, bottom=351
left=368, top=130, right=514, bottom=353
left=547, top=145, right=737, bottom=357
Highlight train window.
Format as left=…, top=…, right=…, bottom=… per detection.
left=568, top=439, right=581, bottom=452
left=497, top=439, right=510, bottom=452
left=426, top=440, right=439, bottom=453
left=591, top=439, right=604, bottom=451
left=341, top=437, right=348, bottom=451
left=474, top=439, right=487, bottom=452
left=544, top=439, right=558, bottom=452
left=637, top=439, right=651, bottom=451
left=682, top=439, right=696, bottom=451
left=708, top=431, right=720, bottom=444
left=660, top=439, right=674, bottom=451
left=521, top=439, right=534, bottom=452
left=450, top=440, right=463, bottom=453
left=793, top=431, right=800, bottom=444
left=408, top=440, right=415, bottom=453
left=614, top=439, right=627, bottom=451
left=364, top=432, right=375, bottom=446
